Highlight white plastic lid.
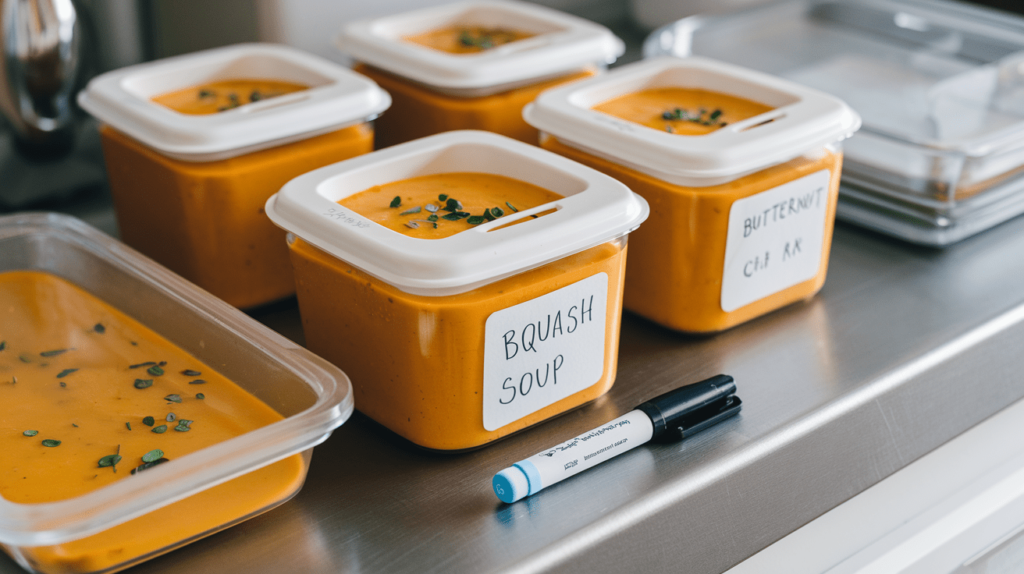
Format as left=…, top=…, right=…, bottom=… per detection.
left=335, top=0, right=625, bottom=97
left=78, top=43, right=391, bottom=162
left=524, top=56, right=862, bottom=187
left=265, top=130, right=649, bottom=296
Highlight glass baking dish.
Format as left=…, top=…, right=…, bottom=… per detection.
left=0, top=213, right=354, bottom=574
left=644, top=0, right=1024, bottom=245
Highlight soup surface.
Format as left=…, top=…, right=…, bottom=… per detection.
left=339, top=172, right=563, bottom=240
left=0, top=270, right=286, bottom=504
left=404, top=26, right=535, bottom=54
left=151, top=79, right=308, bottom=115
left=593, top=87, right=774, bottom=135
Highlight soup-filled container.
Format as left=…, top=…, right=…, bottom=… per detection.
left=266, top=130, right=648, bottom=451
left=525, top=57, right=861, bottom=333
left=335, top=0, right=623, bottom=148
left=0, top=213, right=353, bottom=574
left=78, top=43, right=391, bottom=309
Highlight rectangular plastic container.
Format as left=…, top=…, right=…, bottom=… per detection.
left=524, top=57, right=860, bottom=333
left=643, top=0, right=1024, bottom=245
left=265, top=130, right=648, bottom=451
left=335, top=0, right=623, bottom=148
left=78, top=43, right=391, bottom=308
left=0, top=213, right=354, bottom=574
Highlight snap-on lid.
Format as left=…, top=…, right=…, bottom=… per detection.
left=524, top=56, right=861, bottom=186
left=78, top=43, right=391, bottom=162
left=265, top=130, right=649, bottom=296
left=335, top=0, right=624, bottom=97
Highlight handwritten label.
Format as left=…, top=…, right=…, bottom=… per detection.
left=721, top=170, right=831, bottom=312
left=482, top=273, right=608, bottom=431
left=322, top=207, right=371, bottom=229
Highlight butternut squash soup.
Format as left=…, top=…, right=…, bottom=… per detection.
left=593, top=87, right=774, bottom=135
left=0, top=270, right=304, bottom=573
left=151, top=79, right=308, bottom=115
left=338, top=172, right=562, bottom=239
left=404, top=26, right=535, bottom=54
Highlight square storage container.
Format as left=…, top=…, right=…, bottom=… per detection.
left=643, top=0, right=1024, bottom=246
left=78, top=43, right=391, bottom=308
left=0, top=213, right=353, bottom=574
left=265, top=130, right=648, bottom=450
left=525, top=57, right=860, bottom=333
left=335, top=0, right=623, bottom=148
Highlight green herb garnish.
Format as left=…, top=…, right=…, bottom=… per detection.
left=250, top=90, right=262, bottom=102
left=506, top=202, right=519, bottom=213
left=23, top=430, right=38, bottom=437
left=18, top=354, right=31, bottom=363
left=134, top=379, right=153, bottom=389
left=56, top=368, right=78, bottom=378
left=59, top=382, right=66, bottom=388
left=467, top=215, right=486, bottom=225
left=147, top=365, right=164, bottom=377
left=152, top=425, right=167, bottom=434
left=129, top=362, right=155, bottom=369
left=198, top=89, right=214, bottom=98
left=427, top=214, right=439, bottom=222
left=174, top=420, right=193, bottom=432
left=164, top=394, right=182, bottom=403
left=40, top=348, right=70, bottom=357
left=131, top=458, right=168, bottom=474
left=98, top=454, right=122, bottom=468
left=41, top=439, right=60, bottom=447
left=142, top=449, right=164, bottom=463
left=709, top=109, right=722, bottom=120
left=389, top=196, right=402, bottom=208
left=93, top=323, right=106, bottom=334
left=442, top=212, right=470, bottom=221
left=166, top=413, right=177, bottom=422
left=126, top=422, right=132, bottom=430
left=0, top=341, right=5, bottom=351
left=142, top=416, right=155, bottom=426
left=188, top=379, right=206, bottom=385
left=400, top=206, right=422, bottom=216
left=438, top=194, right=448, bottom=202
left=196, top=393, right=205, bottom=400
left=444, top=198, right=463, bottom=212
left=181, top=369, right=201, bottom=377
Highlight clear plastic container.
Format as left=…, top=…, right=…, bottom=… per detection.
left=644, top=0, right=1024, bottom=246
left=0, top=213, right=354, bottom=574
left=334, top=0, right=623, bottom=148
left=78, top=43, right=391, bottom=308
left=524, top=57, right=860, bottom=333
left=265, top=130, right=648, bottom=450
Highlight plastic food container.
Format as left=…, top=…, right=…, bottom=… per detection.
left=644, top=0, right=1024, bottom=246
left=335, top=0, right=623, bottom=148
left=525, top=57, right=860, bottom=333
left=78, top=43, right=391, bottom=308
left=265, top=130, right=648, bottom=451
left=0, top=213, right=354, bottom=574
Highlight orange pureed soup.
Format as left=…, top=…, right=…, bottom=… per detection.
left=404, top=26, right=535, bottom=54
left=339, top=172, right=562, bottom=239
left=593, top=87, right=774, bottom=135
left=0, top=270, right=303, bottom=572
left=151, top=79, right=308, bottom=115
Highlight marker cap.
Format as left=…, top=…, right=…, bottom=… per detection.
left=636, top=374, right=741, bottom=442
left=493, top=466, right=530, bottom=504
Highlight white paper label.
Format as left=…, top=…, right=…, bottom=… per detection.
left=482, top=273, right=609, bottom=431
left=721, top=170, right=831, bottom=312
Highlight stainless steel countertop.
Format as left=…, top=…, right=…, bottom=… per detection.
left=5, top=213, right=1024, bottom=574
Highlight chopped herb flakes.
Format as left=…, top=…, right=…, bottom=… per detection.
left=174, top=420, right=193, bottom=432
left=188, top=379, right=206, bottom=385
left=400, top=206, right=422, bottom=216
left=147, top=365, right=165, bottom=377
left=93, top=323, right=106, bottom=334
left=40, top=348, right=70, bottom=357
left=0, top=341, right=5, bottom=351
left=389, top=196, right=402, bottom=208
left=129, top=362, right=155, bottom=369
left=166, top=413, right=177, bottom=422
left=142, top=449, right=164, bottom=463
left=438, top=194, right=448, bottom=202
left=506, top=202, right=519, bottom=213
left=41, top=439, right=61, bottom=447
left=196, top=393, right=205, bottom=400
left=126, top=422, right=132, bottom=431
left=467, top=215, right=486, bottom=225
left=131, top=458, right=168, bottom=474
left=181, top=369, right=201, bottom=377
left=142, top=416, right=155, bottom=427
left=18, top=354, right=31, bottom=363
left=23, top=430, right=38, bottom=437
left=152, top=425, right=167, bottom=434
left=134, top=379, right=154, bottom=389
left=164, top=394, right=182, bottom=403
left=56, top=368, right=78, bottom=378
